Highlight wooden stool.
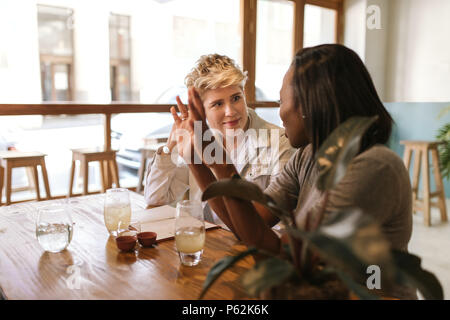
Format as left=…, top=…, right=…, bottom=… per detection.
left=401, top=140, right=448, bottom=226
left=0, top=151, right=51, bottom=205
left=68, top=147, right=120, bottom=196
left=136, top=146, right=159, bottom=193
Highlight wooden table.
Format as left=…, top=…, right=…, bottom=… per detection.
left=0, top=192, right=254, bottom=300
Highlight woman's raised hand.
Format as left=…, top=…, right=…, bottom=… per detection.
left=170, top=88, right=208, bottom=163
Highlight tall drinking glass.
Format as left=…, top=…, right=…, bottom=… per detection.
left=104, top=188, right=132, bottom=237
left=36, top=204, right=73, bottom=253
left=175, top=200, right=205, bottom=266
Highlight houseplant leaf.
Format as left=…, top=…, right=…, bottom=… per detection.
left=316, top=115, right=379, bottom=191
left=241, top=257, right=296, bottom=297
left=391, top=249, right=444, bottom=300
left=199, top=247, right=258, bottom=299
left=287, top=208, right=393, bottom=285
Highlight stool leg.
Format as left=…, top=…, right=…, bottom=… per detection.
left=26, top=167, right=35, bottom=191
left=403, top=146, right=412, bottom=170
left=99, top=160, right=106, bottom=193
left=137, top=152, right=147, bottom=193
left=0, top=166, right=4, bottom=205
left=421, top=147, right=431, bottom=226
left=5, top=162, right=12, bottom=205
left=103, top=161, right=111, bottom=189
left=32, top=165, right=41, bottom=201
left=68, top=160, right=76, bottom=197
left=411, top=149, right=422, bottom=213
left=110, top=159, right=120, bottom=188
left=40, top=158, right=51, bottom=200
left=431, top=148, right=448, bottom=222
left=83, top=160, right=89, bottom=195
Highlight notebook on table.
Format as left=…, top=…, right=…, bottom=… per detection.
left=132, top=205, right=221, bottom=243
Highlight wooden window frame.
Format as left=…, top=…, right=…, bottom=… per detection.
left=241, top=0, right=343, bottom=104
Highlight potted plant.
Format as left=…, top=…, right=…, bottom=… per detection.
left=436, top=106, right=450, bottom=181
left=198, top=116, right=443, bottom=300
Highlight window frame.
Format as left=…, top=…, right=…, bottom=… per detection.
left=241, top=0, right=343, bottom=104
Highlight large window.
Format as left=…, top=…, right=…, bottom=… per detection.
left=139, top=0, right=242, bottom=103
left=256, top=0, right=294, bottom=101
left=304, top=4, right=337, bottom=47
left=109, top=13, right=132, bottom=101
left=37, top=5, right=74, bottom=101
left=245, top=0, right=343, bottom=102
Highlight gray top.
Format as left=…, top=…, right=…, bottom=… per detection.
left=265, top=144, right=416, bottom=299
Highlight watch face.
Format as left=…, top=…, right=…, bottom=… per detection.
left=163, top=146, right=170, bottom=154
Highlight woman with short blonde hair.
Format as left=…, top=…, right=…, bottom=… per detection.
left=144, top=53, right=294, bottom=229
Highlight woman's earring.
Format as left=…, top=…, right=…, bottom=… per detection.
left=302, top=115, right=306, bottom=119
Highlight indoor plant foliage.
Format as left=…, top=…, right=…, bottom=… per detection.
left=436, top=106, right=450, bottom=180
left=199, top=116, right=443, bottom=300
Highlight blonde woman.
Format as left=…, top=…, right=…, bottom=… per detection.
left=144, top=54, right=294, bottom=228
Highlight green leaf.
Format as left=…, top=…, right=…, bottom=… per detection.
left=316, top=116, right=379, bottom=191
left=391, top=250, right=444, bottom=300
left=199, top=247, right=258, bottom=300
left=241, top=257, right=296, bottom=297
left=437, top=105, right=450, bottom=119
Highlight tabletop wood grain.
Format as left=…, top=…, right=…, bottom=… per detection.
left=0, top=192, right=255, bottom=300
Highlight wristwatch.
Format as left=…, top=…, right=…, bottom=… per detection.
left=157, top=145, right=171, bottom=155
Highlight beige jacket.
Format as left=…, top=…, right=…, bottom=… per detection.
left=144, top=108, right=295, bottom=227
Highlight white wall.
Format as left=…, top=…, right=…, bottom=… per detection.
left=364, top=0, right=389, bottom=100
left=344, top=0, right=450, bottom=102
left=73, top=3, right=111, bottom=102
left=343, top=0, right=367, bottom=61
left=385, top=0, right=450, bottom=102
left=0, top=0, right=42, bottom=103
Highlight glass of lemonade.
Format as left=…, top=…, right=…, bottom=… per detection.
left=104, top=188, right=132, bottom=237
left=175, top=200, right=205, bottom=266
left=36, top=204, right=73, bottom=253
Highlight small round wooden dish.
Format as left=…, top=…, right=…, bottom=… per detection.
left=137, top=232, right=157, bottom=247
left=115, top=235, right=137, bottom=252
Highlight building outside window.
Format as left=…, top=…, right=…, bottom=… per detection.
left=109, top=13, right=132, bottom=102
left=37, top=4, right=74, bottom=101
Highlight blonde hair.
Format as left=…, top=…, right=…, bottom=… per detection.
left=184, top=54, right=248, bottom=96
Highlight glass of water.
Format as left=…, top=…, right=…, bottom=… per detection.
left=175, top=200, right=205, bottom=266
left=104, top=188, right=132, bottom=237
left=36, top=204, right=74, bottom=253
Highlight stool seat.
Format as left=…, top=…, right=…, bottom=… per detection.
left=401, top=140, right=448, bottom=226
left=0, top=151, right=51, bottom=205
left=0, top=151, right=47, bottom=159
left=71, top=147, right=116, bottom=155
left=400, top=140, right=444, bottom=148
left=69, top=148, right=120, bottom=196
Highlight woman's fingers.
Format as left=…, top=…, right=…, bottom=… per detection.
left=187, top=88, right=205, bottom=120
left=170, top=106, right=182, bottom=125
left=176, top=96, right=189, bottom=119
